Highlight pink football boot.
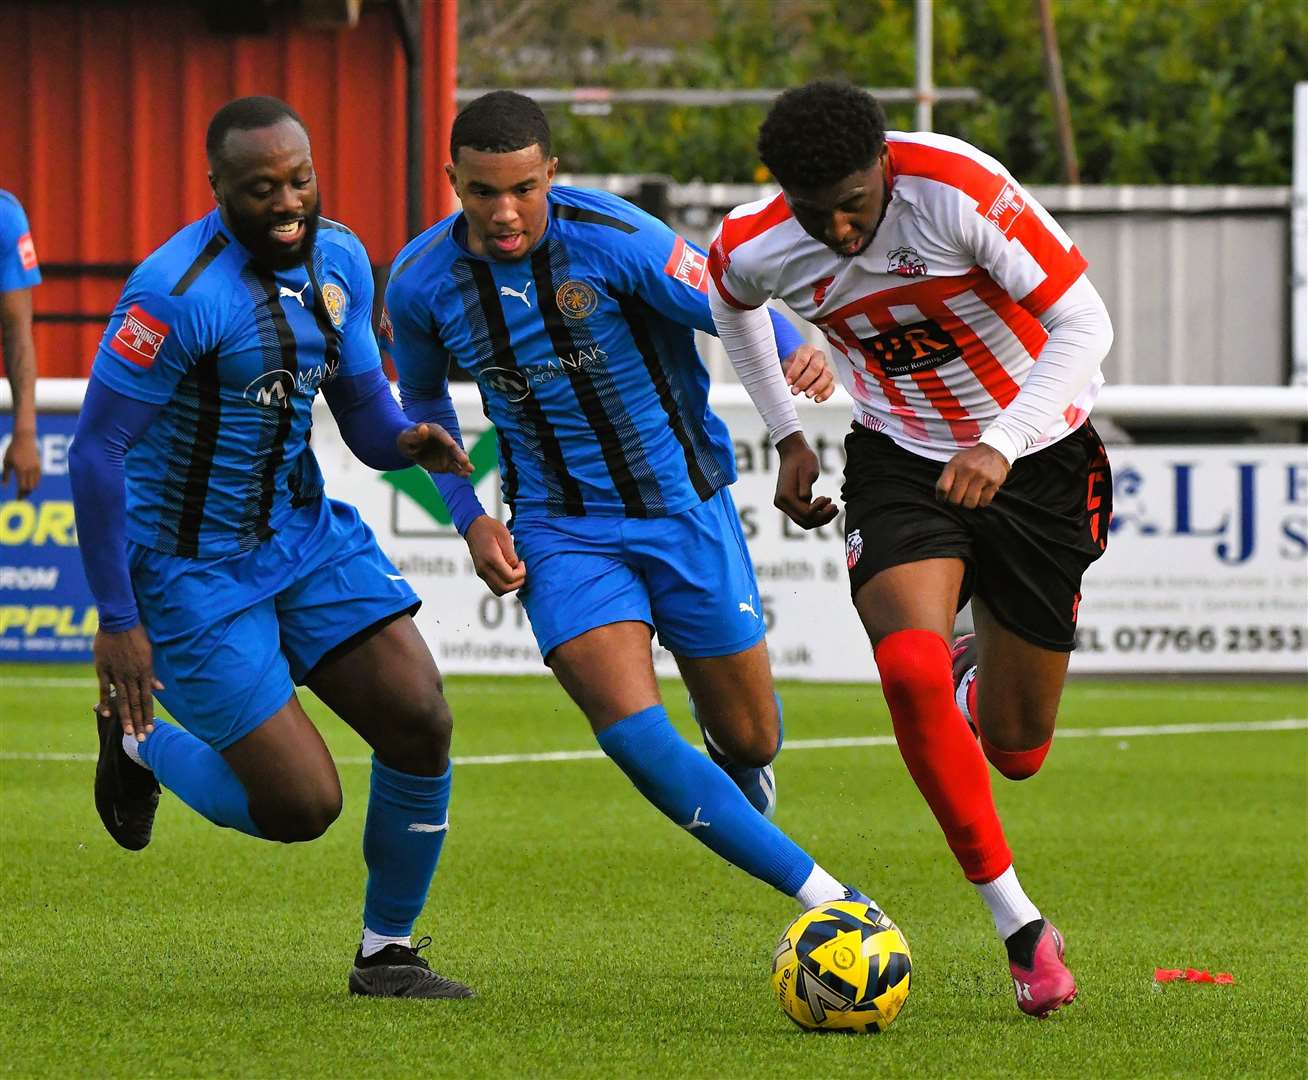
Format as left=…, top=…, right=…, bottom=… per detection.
left=1009, top=920, right=1078, bottom=1018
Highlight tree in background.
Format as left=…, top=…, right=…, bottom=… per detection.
left=458, top=0, right=1304, bottom=184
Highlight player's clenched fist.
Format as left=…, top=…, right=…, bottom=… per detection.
left=396, top=422, right=474, bottom=476
left=782, top=345, right=836, bottom=402
left=774, top=432, right=838, bottom=530
left=935, top=444, right=1010, bottom=509
left=465, top=514, right=527, bottom=595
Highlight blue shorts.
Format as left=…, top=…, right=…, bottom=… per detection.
left=514, top=486, right=765, bottom=660
left=129, top=497, right=419, bottom=750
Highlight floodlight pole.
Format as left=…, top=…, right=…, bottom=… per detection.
left=915, top=0, right=934, bottom=132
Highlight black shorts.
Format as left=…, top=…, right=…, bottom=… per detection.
left=840, top=422, right=1112, bottom=652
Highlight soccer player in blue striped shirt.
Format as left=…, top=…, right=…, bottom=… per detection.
left=1, top=188, right=43, bottom=497
left=386, top=91, right=872, bottom=913
left=68, top=96, right=475, bottom=998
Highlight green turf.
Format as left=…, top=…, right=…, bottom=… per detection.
left=2, top=664, right=1305, bottom=1078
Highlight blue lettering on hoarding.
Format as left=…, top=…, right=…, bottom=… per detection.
left=0, top=414, right=96, bottom=661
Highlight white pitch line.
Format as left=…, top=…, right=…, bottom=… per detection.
left=0, top=717, right=1302, bottom=767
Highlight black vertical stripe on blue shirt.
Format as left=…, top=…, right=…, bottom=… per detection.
left=467, top=260, right=583, bottom=516
left=475, top=383, right=518, bottom=506
left=170, top=233, right=229, bottom=296
left=244, top=267, right=297, bottom=544
left=167, top=350, right=222, bottom=557
left=614, top=292, right=722, bottom=502
left=531, top=241, right=663, bottom=518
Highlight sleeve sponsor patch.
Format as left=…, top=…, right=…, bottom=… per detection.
left=983, top=182, right=1026, bottom=236
left=664, top=235, right=708, bottom=293
left=378, top=304, right=394, bottom=344
left=109, top=304, right=171, bottom=368
left=17, top=232, right=37, bottom=271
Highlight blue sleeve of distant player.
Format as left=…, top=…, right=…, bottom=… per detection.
left=321, top=367, right=413, bottom=472
left=386, top=272, right=487, bottom=535
left=334, top=235, right=384, bottom=377
left=67, top=375, right=164, bottom=632
left=91, top=265, right=213, bottom=404
left=605, top=214, right=803, bottom=358
left=0, top=197, right=41, bottom=291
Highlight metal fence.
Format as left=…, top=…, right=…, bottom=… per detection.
left=559, top=176, right=1295, bottom=390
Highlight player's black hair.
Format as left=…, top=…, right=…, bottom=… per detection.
left=450, top=91, right=552, bottom=159
left=206, top=96, right=307, bottom=166
left=758, top=80, right=887, bottom=190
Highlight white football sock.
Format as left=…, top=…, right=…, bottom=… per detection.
left=975, top=864, right=1041, bottom=940
left=793, top=863, right=847, bottom=908
left=121, top=732, right=148, bottom=769
left=361, top=928, right=411, bottom=958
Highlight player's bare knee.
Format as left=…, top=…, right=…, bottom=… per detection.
left=703, top=709, right=779, bottom=767
left=256, top=786, right=342, bottom=843
left=380, top=686, right=453, bottom=774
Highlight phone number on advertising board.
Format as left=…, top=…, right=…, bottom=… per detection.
left=1075, top=625, right=1307, bottom=653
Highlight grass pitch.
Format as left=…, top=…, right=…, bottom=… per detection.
left=2, top=664, right=1305, bottom=1079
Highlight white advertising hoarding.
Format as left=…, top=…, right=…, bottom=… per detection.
left=312, top=390, right=1307, bottom=680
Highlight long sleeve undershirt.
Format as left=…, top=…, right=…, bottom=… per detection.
left=68, top=368, right=426, bottom=632
left=709, top=274, right=1113, bottom=461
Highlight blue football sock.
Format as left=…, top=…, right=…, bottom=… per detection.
left=596, top=705, right=813, bottom=896
left=362, top=757, right=451, bottom=937
left=138, top=719, right=262, bottom=837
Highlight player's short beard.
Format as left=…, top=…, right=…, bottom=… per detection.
left=230, top=203, right=322, bottom=271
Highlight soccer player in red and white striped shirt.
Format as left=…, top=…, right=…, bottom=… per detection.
left=709, top=81, right=1115, bottom=1019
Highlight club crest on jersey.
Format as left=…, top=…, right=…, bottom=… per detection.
left=556, top=279, right=599, bottom=320
left=887, top=246, right=927, bottom=277
left=321, top=283, right=346, bottom=327
left=846, top=529, right=864, bottom=570
left=110, top=304, right=170, bottom=368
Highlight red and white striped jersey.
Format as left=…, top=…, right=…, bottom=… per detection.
left=709, top=132, right=1102, bottom=461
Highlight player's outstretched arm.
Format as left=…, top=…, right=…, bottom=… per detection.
left=0, top=285, right=41, bottom=497
left=67, top=375, right=165, bottom=739
left=709, top=278, right=836, bottom=529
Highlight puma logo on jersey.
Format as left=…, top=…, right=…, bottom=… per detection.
left=738, top=596, right=758, bottom=618
left=279, top=282, right=312, bottom=307
left=684, top=807, right=710, bottom=831
left=499, top=282, right=534, bottom=307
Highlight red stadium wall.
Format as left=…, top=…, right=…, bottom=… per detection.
left=0, top=0, right=456, bottom=377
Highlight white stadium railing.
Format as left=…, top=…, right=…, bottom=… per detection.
left=7, top=378, right=1308, bottom=423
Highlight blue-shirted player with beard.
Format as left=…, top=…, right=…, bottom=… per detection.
left=67, top=96, right=477, bottom=999
left=385, top=90, right=874, bottom=914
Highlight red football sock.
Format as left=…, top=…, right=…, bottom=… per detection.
left=875, top=629, right=1012, bottom=884
left=979, top=734, right=1052, bottom=781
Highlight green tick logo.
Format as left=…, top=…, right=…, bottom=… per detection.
left=381, top=427, right=500, bottom=526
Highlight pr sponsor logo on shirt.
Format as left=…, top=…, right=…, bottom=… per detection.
left=17, top=232, right=37, bottom=271
left=109, top=304, right=170, bottom=368
left=664, top=235, right=708, bottom=293
left=984, top=182, right=1026, bottom=235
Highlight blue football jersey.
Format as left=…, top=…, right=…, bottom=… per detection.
left=384, top=186, right=737, bottom=520
left=0, top=190, right=41, bottom=292
left=92, top=209, right=381, bottom=557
